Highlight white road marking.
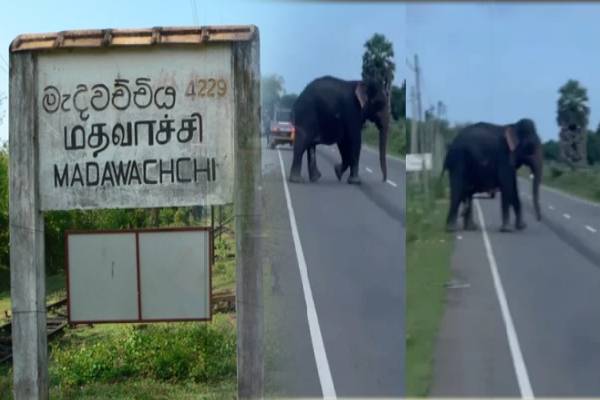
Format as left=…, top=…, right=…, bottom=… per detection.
left=563, top=213, right=571, bottom=219
left=548, top=205, right=555, bottom=210
left=277, top=150, right=337, bottom=399
left=586, top=225, right=597, bottom=233
left=366, top=167, right=373, bottom=173
left=386, top=180, right=398, bottom=188
left=475, top=200, right=534, bottom=399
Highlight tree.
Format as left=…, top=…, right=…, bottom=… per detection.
left=543, top=140, right=560, bottom=162
left=588, top=129, right=600, bottom=165
left=362, top=33, right=395, bottom=90
left=390, top=81, right=405, bottom=120
left=0, top=92, right=5, bottom=127
left=557, top=80, right=589, bottom=129
left=279, top=93, right=298, bottom=110
left=261, top=74, right=285, bottom=133
left=0, top=146, right=7, bottom=269
left=557, top=80, right=590, bottom=167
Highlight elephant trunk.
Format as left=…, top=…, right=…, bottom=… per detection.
left=378, top=110, right=390, bottom=182
left=530, top=148, right=543, bottom=221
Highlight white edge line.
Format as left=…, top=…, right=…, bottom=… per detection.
left=474, top=200, right=534, bottom=399
left=278, top=150, right=337, bottom=399
left=586, top=225, right=597, bottom=233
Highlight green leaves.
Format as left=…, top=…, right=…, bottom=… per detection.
left=557, top=79, right=590, bottom=129
left=362, top=33, right=396, bottom=89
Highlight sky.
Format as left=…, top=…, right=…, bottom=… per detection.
left=0, top=0, right=406, bottom=143
left=407, top=2, right=600, bottom=141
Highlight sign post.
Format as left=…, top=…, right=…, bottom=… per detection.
left=9, top=26, right=262, bottom=399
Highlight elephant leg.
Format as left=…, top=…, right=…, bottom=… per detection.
left=289, top=126, right=307, bottom=183
left=499, top=176, right=512, bottom=232
left=446, top=170, right=463, bottom=232
left=462, top=195, right=478, bottom=231
left=512, top=177, right=526, bottom=230
left=347, top=128, right=362, bottom=185
left=335, top=140, right=350, bottom=181
left=307, top=144, right=322, bottom=182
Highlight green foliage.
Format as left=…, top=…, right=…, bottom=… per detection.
left=50, top=317, right=236, bottom=388
left=362, top=33, right=395, bottom=88
left=0, top=144, right=8, bottom=269
left=543, top=139, right=561, bottom=162
left=362, top=119, right=407, bottom=157
left=391, top=82, right=406, bottom=121
left=587, top=129, right=600, bottom=165
left=278, top=93, right=298, bottom=110
left=557, top=79, right=590, bottom=129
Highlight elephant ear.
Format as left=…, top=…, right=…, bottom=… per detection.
left=355, top=83, right=368, bottom=110
left=505, top=126, right=519, bottom=152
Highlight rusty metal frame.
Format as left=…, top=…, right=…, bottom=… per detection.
left=10, top=25, right=256, bottom=53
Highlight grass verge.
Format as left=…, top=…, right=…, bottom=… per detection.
left=406, top=180, right=453, bottom=397
left=540, top=163, right=600, bottom=203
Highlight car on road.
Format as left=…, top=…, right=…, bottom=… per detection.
left=267, top=107, right=295, bottom=149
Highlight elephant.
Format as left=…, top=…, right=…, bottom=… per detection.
left=444, top=118, right=543, bottom=232
left=288, top=76, right=390, bottom=184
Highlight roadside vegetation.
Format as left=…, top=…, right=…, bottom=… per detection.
left=406, top=179, right=453, bottom=396
left=0, top=143, right=238, bottom=400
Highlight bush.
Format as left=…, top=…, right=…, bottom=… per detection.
left=50, top=317, right=236, bottom=388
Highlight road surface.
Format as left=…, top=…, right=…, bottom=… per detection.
left=432, top=177, right=600, bottom=397
left=262, top=141, right=405, bottom=398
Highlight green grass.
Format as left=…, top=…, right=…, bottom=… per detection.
left=0, top=314, right=237, bottom=399
left=539, top=163, right=600, bottom=203
left=406, top=182, right=453, bottom=397
left=363, top=119, right=407, bottom=158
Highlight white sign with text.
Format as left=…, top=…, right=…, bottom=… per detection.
left=37, top=45, right=234, bottom=210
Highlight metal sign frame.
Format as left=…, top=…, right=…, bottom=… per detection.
left=64, top=227, right=213, bottom=324
left=9, top=26, right=262, bottom=400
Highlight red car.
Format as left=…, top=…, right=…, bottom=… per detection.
left=267, top=107, right=295, bottom=149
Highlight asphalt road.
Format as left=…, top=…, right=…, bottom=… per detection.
left=432, top=178, right=600, bottom=397
left=262, top=140, right=405, bottom=398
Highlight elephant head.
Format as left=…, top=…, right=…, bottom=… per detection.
left=355, top=80, right=390, bottom=181
left=505, top=118, right=543, bottom=220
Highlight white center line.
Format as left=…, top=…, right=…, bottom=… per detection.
left=386, top=180, right=398, bottom=188
left=475, top=200, right=534, bottom=399
left=548, top=205, right=555, bottom=210
left=563, top=213, right=571, bottom=219
left=586, top=225, right=597, bottom=233
left=365, top=167, right=373, bottom=173
left=278, top=150, right=337, bottom=399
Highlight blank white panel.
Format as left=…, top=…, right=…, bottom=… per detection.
left=138, top=231, right=210, bottom=319
left=68, top=233, right=138, bottom=322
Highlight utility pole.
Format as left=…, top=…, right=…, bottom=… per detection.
left=410, top=86, right=418, bottom=154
